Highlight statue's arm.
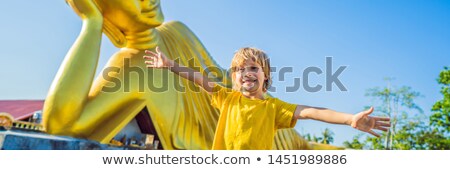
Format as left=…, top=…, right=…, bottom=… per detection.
left=43, top=0, right=104, bottom=133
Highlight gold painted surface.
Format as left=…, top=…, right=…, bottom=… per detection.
left=309, top=142, right=345, bottom=150
left=0, top=112, right=14, bottom=130
left=42, top=0, right=310, bottom=150
left=273, top=128, right=312, bottom=150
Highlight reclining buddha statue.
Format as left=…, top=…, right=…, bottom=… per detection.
left=42, top=0, right=310, bottom=150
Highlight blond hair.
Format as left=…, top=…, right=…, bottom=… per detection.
left=230, top=47, right=272, bottom=92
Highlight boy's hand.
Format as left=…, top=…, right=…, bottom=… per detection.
left=144, top=46, right=172, bottom=68
left=351, top=107, right=391, bottom=137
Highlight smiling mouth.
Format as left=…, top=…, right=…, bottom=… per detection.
left=242, top=79, right=257, bottom=84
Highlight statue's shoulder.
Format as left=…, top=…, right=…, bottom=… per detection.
left=158, top=21, right=195, bottom=35
left=162, top=20, right=189, bottom=29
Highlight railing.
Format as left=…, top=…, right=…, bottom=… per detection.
left=0, top=112, right=43, bottom=131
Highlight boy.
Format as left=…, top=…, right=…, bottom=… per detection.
left=144, top=47, right=390, bottom=150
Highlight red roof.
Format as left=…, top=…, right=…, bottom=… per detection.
left=0, top=100, right=44, bottom=120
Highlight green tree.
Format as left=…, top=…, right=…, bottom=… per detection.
left=345, top=67, right=450, bottom=150
left=312, top=135, right=322, bottom=143
left=303, top=133, right=322, bottom=143
left=303, top=129, right=335, bottom=144
left=430, top=67, right=450, bottom=133
left=303, top=133, right=312, bottom=141
left=365, top=78, right=423, bottom=149
left=343, top=134, right=365, bottom=149
left=319, top=128, right=334, bottom=144
left=426, top=66, right=450, bottom=149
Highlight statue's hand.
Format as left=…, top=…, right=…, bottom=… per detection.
left=66, top=0, right=103, bottom=21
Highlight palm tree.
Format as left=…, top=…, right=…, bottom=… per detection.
left=320, top=128, right=334, bottom=144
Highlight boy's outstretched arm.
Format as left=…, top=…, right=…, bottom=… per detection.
left=293, top=106, right=390, bottom=137
left=143, top=47, right=217, bottom=94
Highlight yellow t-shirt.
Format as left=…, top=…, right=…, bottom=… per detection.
left=210, top=85, right=298, bottom=150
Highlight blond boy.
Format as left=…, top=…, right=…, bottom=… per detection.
left=144, top=47, right=390, bottom=150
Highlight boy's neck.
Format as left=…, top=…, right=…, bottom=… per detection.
left=241, top=91, right=266, bottom=100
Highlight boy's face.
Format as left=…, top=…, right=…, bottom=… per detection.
left=234, top=59, right=267, bottom=95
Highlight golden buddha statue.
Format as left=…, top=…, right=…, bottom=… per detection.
left=42, top=0, right=311, bottom=150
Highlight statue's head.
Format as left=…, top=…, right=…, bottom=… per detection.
left=69, top=0, right=164, bottom=47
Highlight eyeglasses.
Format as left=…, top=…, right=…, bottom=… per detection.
left=232, top=66, right=260, bottom=73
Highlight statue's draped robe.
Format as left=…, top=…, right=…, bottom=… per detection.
left=149, top=21, right=310, bottom=149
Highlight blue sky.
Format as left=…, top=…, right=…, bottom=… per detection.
left=0, top=0, right=449, bottom=146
